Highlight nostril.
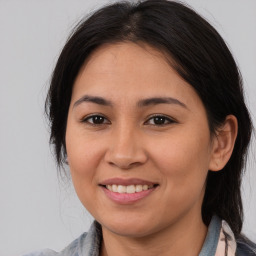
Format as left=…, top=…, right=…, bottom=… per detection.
left=104, top=143, right=148, bottom=169
left=107, top=160, right=141, bottom=170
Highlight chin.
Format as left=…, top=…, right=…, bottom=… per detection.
left=99, top=215, right=165, bottom=238
left=105, top=224, right=153, bottom=238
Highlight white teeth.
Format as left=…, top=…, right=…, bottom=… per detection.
left=135, top=184, right=142, bottom=192
left=106, top=185, right=112, bottom=191
left=142, top=185, right=148, bottom=191
left=105, top=184, right=155, bottom=193
left=112, top=184, right=118, bottom=192
left=117, top=185, right=126, bottom=193
left=126, top=185, right=135, bottom=194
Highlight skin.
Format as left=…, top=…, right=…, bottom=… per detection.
left=65, top=42, right=237, bottom=256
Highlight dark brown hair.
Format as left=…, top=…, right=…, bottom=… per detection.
left=46, top=0, right=253, bottom=237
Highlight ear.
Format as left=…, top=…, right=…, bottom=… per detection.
left=208, top=115, right=238, bottom=171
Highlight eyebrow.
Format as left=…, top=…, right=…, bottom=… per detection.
left=73, top=95, right=188, bottom=109
left=73, top=95, right=113, bottom=108
left=137, top=97, right=187, bottom=109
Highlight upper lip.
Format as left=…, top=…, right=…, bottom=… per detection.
left=100, top=178, right=158, bottom=186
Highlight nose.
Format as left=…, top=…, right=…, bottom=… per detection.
left=104, top=124, right=147, bottom=170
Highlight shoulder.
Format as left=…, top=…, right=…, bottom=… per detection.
left=22, top=232, right=87, bottom=256
left=22, top=221, right=102, bottom=256
left=236, top=235, right=256, bottom=256
left=22, top=248, right=59, bottom=256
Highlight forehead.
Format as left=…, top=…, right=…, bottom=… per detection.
left=77, top=42, right=173, bottom=82
left=72, top=42, right=202, bottom=109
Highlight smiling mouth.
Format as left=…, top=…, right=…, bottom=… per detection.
left=101, top=184, right=159, bottom=194
left=100, top=179, right=159, bottom=204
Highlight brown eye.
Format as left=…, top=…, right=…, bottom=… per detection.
left=83, top=115, right=110, bottom=125
left=146, top=115, right=175, bottom=126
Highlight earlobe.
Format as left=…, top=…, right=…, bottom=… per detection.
left=209, top=115, right=238, bottom=172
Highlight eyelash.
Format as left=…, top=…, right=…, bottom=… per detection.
left=82, top=114, right=110, bottom=126
left=145, top=114, right=176, bottom=126
left=81, top=114, right=176, bottom=127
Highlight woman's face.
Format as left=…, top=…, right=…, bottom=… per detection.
left=66, top=42, right=216, bottom=237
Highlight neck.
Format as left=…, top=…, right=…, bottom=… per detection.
left=100, top=212, right=208, bottom=256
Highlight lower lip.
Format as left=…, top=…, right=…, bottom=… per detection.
left=101, top=186, right=156, bottom=204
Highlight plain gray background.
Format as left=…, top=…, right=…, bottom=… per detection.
left=0, top=0, right=255, bottom=255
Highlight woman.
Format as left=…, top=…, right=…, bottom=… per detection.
left=26, top=0, right=255, bottom=255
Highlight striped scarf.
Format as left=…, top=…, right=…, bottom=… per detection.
left=215, top=220, right=236, bottom=256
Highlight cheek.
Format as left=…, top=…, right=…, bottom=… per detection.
left=66, top=135, right=104, bottom=211
left=66, top=121, right=102, bottom=172
left=67, top=141, right=105, bottom=190
left=149, top=129, right=211, bottom=194
left=65, top=123, right=105, bottom=196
